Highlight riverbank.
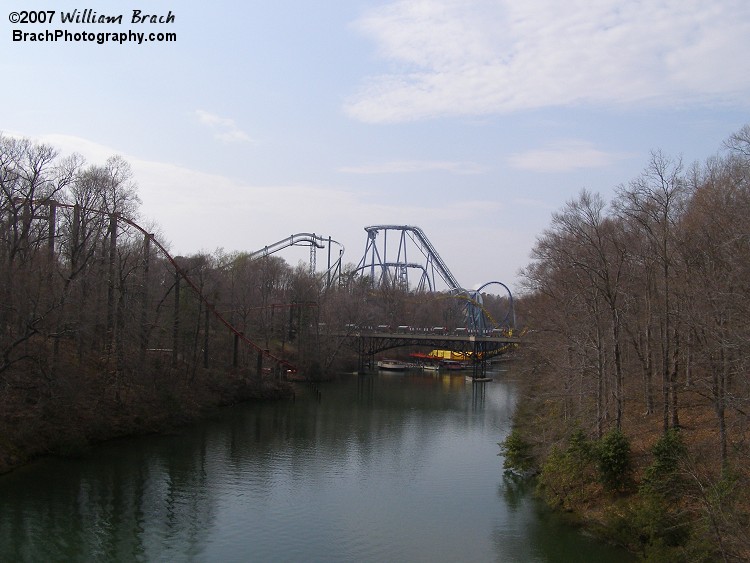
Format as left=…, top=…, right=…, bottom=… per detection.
left=0, top=357, right=294, bottom=475
left=503, top=366, right=749, bottom=561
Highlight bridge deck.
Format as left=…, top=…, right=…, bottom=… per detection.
left=334, top=330, right=518, bottom=361
left=333, top=331, right=517, bottom=344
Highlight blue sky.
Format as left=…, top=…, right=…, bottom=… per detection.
left=3, top=0, right=750, bottom=293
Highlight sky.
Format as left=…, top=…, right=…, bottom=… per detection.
left=3, top=0, right=750, bottom=294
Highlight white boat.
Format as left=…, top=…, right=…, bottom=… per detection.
left=377, top=359, right=408, bottom=371
left=422, top=364, right=440, bottom=371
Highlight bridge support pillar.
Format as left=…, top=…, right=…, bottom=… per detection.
left=357, top=337, right=365, bottom=374
left=472, top=341, right=488, bottom=378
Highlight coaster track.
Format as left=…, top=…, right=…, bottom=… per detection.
left=354, top=225, right=461, bottom=291
left=353, top=225, right=515, bottom=331
left=248, top=232, right=344, bottom=286
left=9, top=200, right=514, bottom=372
left=13, top=200, right=297, bottom=373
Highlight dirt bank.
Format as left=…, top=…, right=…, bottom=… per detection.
left=0, top=361, right=294, bottom=475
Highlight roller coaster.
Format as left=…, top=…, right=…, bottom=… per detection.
left=352, top=225, right=515, bottom=333
left=248, top=232, right=344, bottom=287
left=7, top=201, right=514, bottom=375
left=245, top=226, right=515, bottom=337
left=7, top=199, right=299, bottom=373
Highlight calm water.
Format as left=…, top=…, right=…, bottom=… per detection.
left=0, top=368, right=632, bottom=562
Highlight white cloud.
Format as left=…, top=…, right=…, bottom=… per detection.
left=26, top=132, right=120, bottom=164
left=346, top=0, right=750, bottom=122
left=194, top=109, right=253, bottom=143
left=339, top=159, right=486, bottom=174
left=507, top=140, right=629, bottom=172
left=23, top=133, right=529, bottom=287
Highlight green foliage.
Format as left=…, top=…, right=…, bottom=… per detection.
left=694, top=468, right=748, bottom=560
left=642, top=429, right=687, bottom=498
left=567, top=427, right=593, bottom=459
left=607, top=431, right=735, bottom=561
left=604, top=495, right=694, bottom=561
left=601, top=429, right=714, bottom=561
left=499, top=429, right=534, bottom=474
left=536, top=428, right=597, bottom=510
left=595, top=428, right=631, bottom=492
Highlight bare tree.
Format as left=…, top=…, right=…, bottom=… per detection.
left=615, top=151, right=688, bottom=432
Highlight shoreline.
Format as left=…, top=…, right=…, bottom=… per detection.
left=0, top=366, right=295, bottom=476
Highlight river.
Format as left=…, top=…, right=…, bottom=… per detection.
left=0, top=366, right=633, bottom=562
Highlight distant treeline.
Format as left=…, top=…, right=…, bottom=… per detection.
left=508, top=125, right=750, bottom=560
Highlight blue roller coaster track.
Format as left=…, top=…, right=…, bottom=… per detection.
left=352, top=225, right=515, bottom=332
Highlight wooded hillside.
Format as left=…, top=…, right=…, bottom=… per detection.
left=510, top=125, right=750, bottom=561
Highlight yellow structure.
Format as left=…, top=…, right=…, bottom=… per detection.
left=428, top=349, right=470, bottom=361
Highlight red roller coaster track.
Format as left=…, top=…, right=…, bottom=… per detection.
left=17, top=200, right=297, bottom=374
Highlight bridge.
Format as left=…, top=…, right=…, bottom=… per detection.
left=4, top=198, right=517, bottom=378
left=336, top=325, right=517, bottom=378
left=243, top=225, right=519, bottom=376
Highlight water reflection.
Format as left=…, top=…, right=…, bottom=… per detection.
left=495, top=452, right=633, bottom=561
left=0, top=432, right=216, bottom=561
left=0, top=369, right=631, bottom=562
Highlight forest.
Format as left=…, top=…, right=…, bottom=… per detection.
left=506, top=125, right=750, bottom=561
left=0, top=132, right=508, bottom=473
